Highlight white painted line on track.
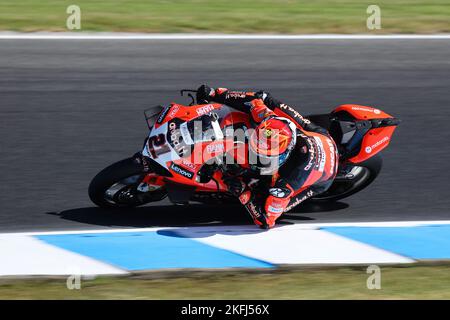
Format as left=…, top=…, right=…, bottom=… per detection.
left=5, top=220, right=450, bottom=237
left=7, top=226, right=173, bottom=236
left=1, top=32, right=450, bottom=40
left=2, top=221, right=448, bottom=276
left=0, top=234, right=126, bottom=276
left=176, top=225, right=414, bottom=265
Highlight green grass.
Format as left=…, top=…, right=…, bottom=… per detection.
left=1, top=264, right=450, bottom=299
left=0, top=0, right=449, bottom=33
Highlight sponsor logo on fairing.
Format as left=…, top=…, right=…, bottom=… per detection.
left=196, top=104, right=215, bottom=116
left=181, top=159, right=197, bottom=170
left=206, top=143, right=224, bottom=154
left=168, top=105, right=180, bottom=119
left=313, top=136, right=326, bottom=172
left=326, top=138, right=336, bottom=175
left=351, top=106, right=382, bottom=114
left=156, top=106, right=170, bottom=124
left=169, top=122, right=189, bottom=156
left=179, top=123, right=193, bottom=144
left=365, top=136, right=389, bottom=154
left=170, top=163, right=194, bottom=179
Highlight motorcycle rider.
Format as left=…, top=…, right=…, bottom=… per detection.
left=196, top=84, right=339, bottom=229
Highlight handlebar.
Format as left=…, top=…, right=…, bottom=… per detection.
left=180, top=89, right=198, bottom=106
left=180, top=89, right=198, bottom=95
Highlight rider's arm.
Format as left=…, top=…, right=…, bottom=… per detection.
left=197, top=85, right=275, bottom=123
left=197, top=85, right=258, bottom=113
left=197, top=85, right=327, bottom=133
left=263, top=94, right=329, bottom=134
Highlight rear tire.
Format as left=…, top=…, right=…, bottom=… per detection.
left=88, top=157, right=166, bottom=208
left=310, top=154, right=383, bottom=202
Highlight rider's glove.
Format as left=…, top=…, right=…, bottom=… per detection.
left=247, top=99, right=275, bottom=123
left=196, top=84, right=215, bottom=104
left=223, top=175, right=246, bottom=197
left=222, top=176, right=270, bottom=229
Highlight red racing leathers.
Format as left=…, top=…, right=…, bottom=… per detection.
left=197, top=85, right=339, bottom=228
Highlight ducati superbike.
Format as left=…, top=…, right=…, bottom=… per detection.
left=89, top=90, right=400, bottom=210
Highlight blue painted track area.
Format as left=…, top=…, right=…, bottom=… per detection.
left=37, top=231, right=273, bottom=270
left=323, top=224, right=450, bottom=259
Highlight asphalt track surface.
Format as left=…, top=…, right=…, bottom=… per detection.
left=1, top=39, right=449, bottom=232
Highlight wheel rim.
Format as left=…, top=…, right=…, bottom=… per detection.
left=104, top=174, right=163, bottom=206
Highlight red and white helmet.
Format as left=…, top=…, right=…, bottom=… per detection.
left=249, top=117, right=297, bottom=171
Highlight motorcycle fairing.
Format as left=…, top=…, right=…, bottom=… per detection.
left=143, top=102, right=251, bottom=196
left=334, top=104, right=392, bottom=120
left=142, top=121, right=181, bottom=169
left=348, top=125, right=397, bottom=163
left=331, top=104, right=399, bottom=164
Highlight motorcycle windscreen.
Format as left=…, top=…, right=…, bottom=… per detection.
left=181, top=114, right=224, bottom=145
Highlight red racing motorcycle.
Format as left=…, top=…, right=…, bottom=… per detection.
left=89, top=90, right=400, bottom=210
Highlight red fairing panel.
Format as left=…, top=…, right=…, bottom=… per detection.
left=349, top=126, right=397, bottom=163
left=154, top=103, right=224, bottom=129
left=333, top=104, right=398, bottom=163
left=334, top=104, right=392, bottom=120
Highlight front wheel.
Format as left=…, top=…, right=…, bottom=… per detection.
left=88, top=157, right=167, bottom=208
left=310, top=154, right=383, bottom=202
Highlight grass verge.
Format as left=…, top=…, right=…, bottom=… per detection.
left=0, top=0, right=449, bottom=34
left=1, top=263, right=450, bottom=299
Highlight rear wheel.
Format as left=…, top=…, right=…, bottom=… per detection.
left=88, top=157, right=166, bottom=208
left=310, top=154, right=383, bottom=202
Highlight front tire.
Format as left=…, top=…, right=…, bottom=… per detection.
left=88, top=157, right=166, bottom=208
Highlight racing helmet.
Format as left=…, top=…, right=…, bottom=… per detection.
left=249, top=116, right=297, bottom=172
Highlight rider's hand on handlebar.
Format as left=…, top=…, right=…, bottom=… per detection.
left=222, top=175, right=246, bottom=197
left=196, top=84, right=215, bottom=104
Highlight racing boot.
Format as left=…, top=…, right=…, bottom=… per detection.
left=264, top=186, right=293, bottom=228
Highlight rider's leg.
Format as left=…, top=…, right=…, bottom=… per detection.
left=283, top=180, right=334, bottom=213
left=238, top=188, right=270, bottom=228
